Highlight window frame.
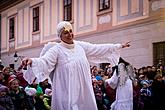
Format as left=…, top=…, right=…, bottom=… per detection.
left=9, top=17, right=15, bottom=40
left=99, top=0, right=110, bottom=12
left=153, top=41, right=165, bottom=66
left=63, top=0, right=72, bottom=21
left=32, top=6, right=40, bottom=32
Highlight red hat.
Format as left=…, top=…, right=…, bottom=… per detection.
left=8, top=75, right=17, bottom=84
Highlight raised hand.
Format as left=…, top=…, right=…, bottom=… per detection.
left=122, top=41, right=131, bottom=48
left=21, top=57, right=32, bottom=70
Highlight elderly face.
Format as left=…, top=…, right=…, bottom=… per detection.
left=61, top=29, right=74, bottom=44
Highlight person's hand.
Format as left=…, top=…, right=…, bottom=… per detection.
left=121, top=41, right=130, bottom=48
left=21, top=57, right=32, bottom=70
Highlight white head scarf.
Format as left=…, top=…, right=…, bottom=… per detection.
left=57, top=21, right=73, bottom=38
left=45, top=88, right=52, bottom=96
left=25, top=87, right=37, bottom=96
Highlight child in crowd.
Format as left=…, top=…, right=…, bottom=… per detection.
left=0, top=84, right=14, bottom=110
left=25, top=87, right=37, bottom=110
left=43, top=88, right=52, bottom=110
left=140, top=80, right=152, bottom=110
left=8, top=76, right=33, bottom=110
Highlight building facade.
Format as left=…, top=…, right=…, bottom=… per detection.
left=0, top=0, right=165, bottom=69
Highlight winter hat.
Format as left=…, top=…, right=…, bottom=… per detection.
left=45, top=88, right=52, bottom=96
left=0, top=85, right=8, bottom=92
left=57, top=21, right=73, bottom=38
left=141, top=80, right=150, bottom=86
left=8, top=75, right=17, bottom=84
left=95, top=76, right=102, bottom=81
left=25, top=87, right=37, bottom=96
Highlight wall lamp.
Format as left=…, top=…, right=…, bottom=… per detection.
left=14, top=52, right=24, bottom=62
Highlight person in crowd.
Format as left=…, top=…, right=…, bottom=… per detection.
left=21, top=21, right=130, bottom=110
left=0, top=84, right=14, bottom=110
left=15, top=67, right=28, bottom=88
left=94, top=76, right=106, bottom=110
left=43, top=88, right=52, bottom=110
left=0, top=64, right=4, bottom=72
left=24, top=87, right=37, bottom=110
left=157, top=65, right=165, bottom=76
left=133, top=79, right=142, bottom=110
left=25, top=77, right=45, bottom=110
left=140, top=80, right=152, bottom=110
left=151, top=74, right=165, bottom=110
left=2, top=67, right=11, bottom=86
left=8, top=76, right=33, bottom=110
left=0, top=71, right=5, bottom=85
left=39, top=78, right=52, bottom=94
left=106, top=57, right=135, bottom=110
left=146, top=66, right=157, bottom=81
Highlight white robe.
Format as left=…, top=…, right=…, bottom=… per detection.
left=106, top=68, right=133, bottom=110
left=26, top=41, right=122, bottom=110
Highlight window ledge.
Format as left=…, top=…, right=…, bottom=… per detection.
left=9, top=38, right=15, bottom=42
left=97, top=9, right=112, bottom=16
left=32, top=30, right=40, bottom=35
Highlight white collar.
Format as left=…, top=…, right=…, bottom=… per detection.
left=60, top=40, right=75, bottom=49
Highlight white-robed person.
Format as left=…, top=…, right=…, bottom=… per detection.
left=106, top=57, right=136, bottom=110
left=21, top=21, right=130, bottom=110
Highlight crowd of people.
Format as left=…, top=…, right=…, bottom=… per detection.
left=90, top=61, right=165, bottom=110
left=0, top=64, right=52, bottom=110
left=0, top=61, right=164, bottom=110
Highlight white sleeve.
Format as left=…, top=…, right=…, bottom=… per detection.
left=23, top=46, right=58, bottom=83
left=105, top=71, right=119, bottom=89
left=77, top=41, right=122, bottom=66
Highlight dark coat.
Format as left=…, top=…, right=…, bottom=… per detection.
left=0, top=95, right=14, bottom=110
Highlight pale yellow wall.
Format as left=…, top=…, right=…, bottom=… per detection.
left=18, top=10, right=23, bottom=44
left=131, top=0, right=139, bottom=13
left=74, top=0, right=97, bottom=35
left=113, top=0, right=149, bottom=25
left=51, top=0, right=58, bottom=35
left=43, top=0, right=51, bottom=37
left=120, top=0, right=128, bottom=16
left=23, top=7, right=29, bottom=43
left=85, top=0, right=93, bottom=26
left=1, top=16, right=8, bottom=52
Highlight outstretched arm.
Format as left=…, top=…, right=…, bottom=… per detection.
left=77, top=41, right=131, bottom=66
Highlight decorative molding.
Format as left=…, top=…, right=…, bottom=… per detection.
left=30, top=0, right=44, bottom=7
left=151, top=0, right=165, bottom=11
left=1, top=13, right=7, bottom=18
left=117, top=0, right=143, bottom=22
left=16, top=5, right=31, bottom=48
left=9, top=41, right=15, bottom=48
left=99, top=15, right=111, bottom=24
left=76, top=0, right=93, bottom=32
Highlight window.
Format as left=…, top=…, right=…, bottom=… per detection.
left=99, top=0, right=110, bottom=11
left=33, top=7, right=39, bottom=32
left=64, top=0, right=72, bottom=21
left=153, top=42, right=165, bottom=66
left=9, top=17, right=15, bottom=40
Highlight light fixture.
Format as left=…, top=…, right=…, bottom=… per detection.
left=14, top=52, right=18, bottom=62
